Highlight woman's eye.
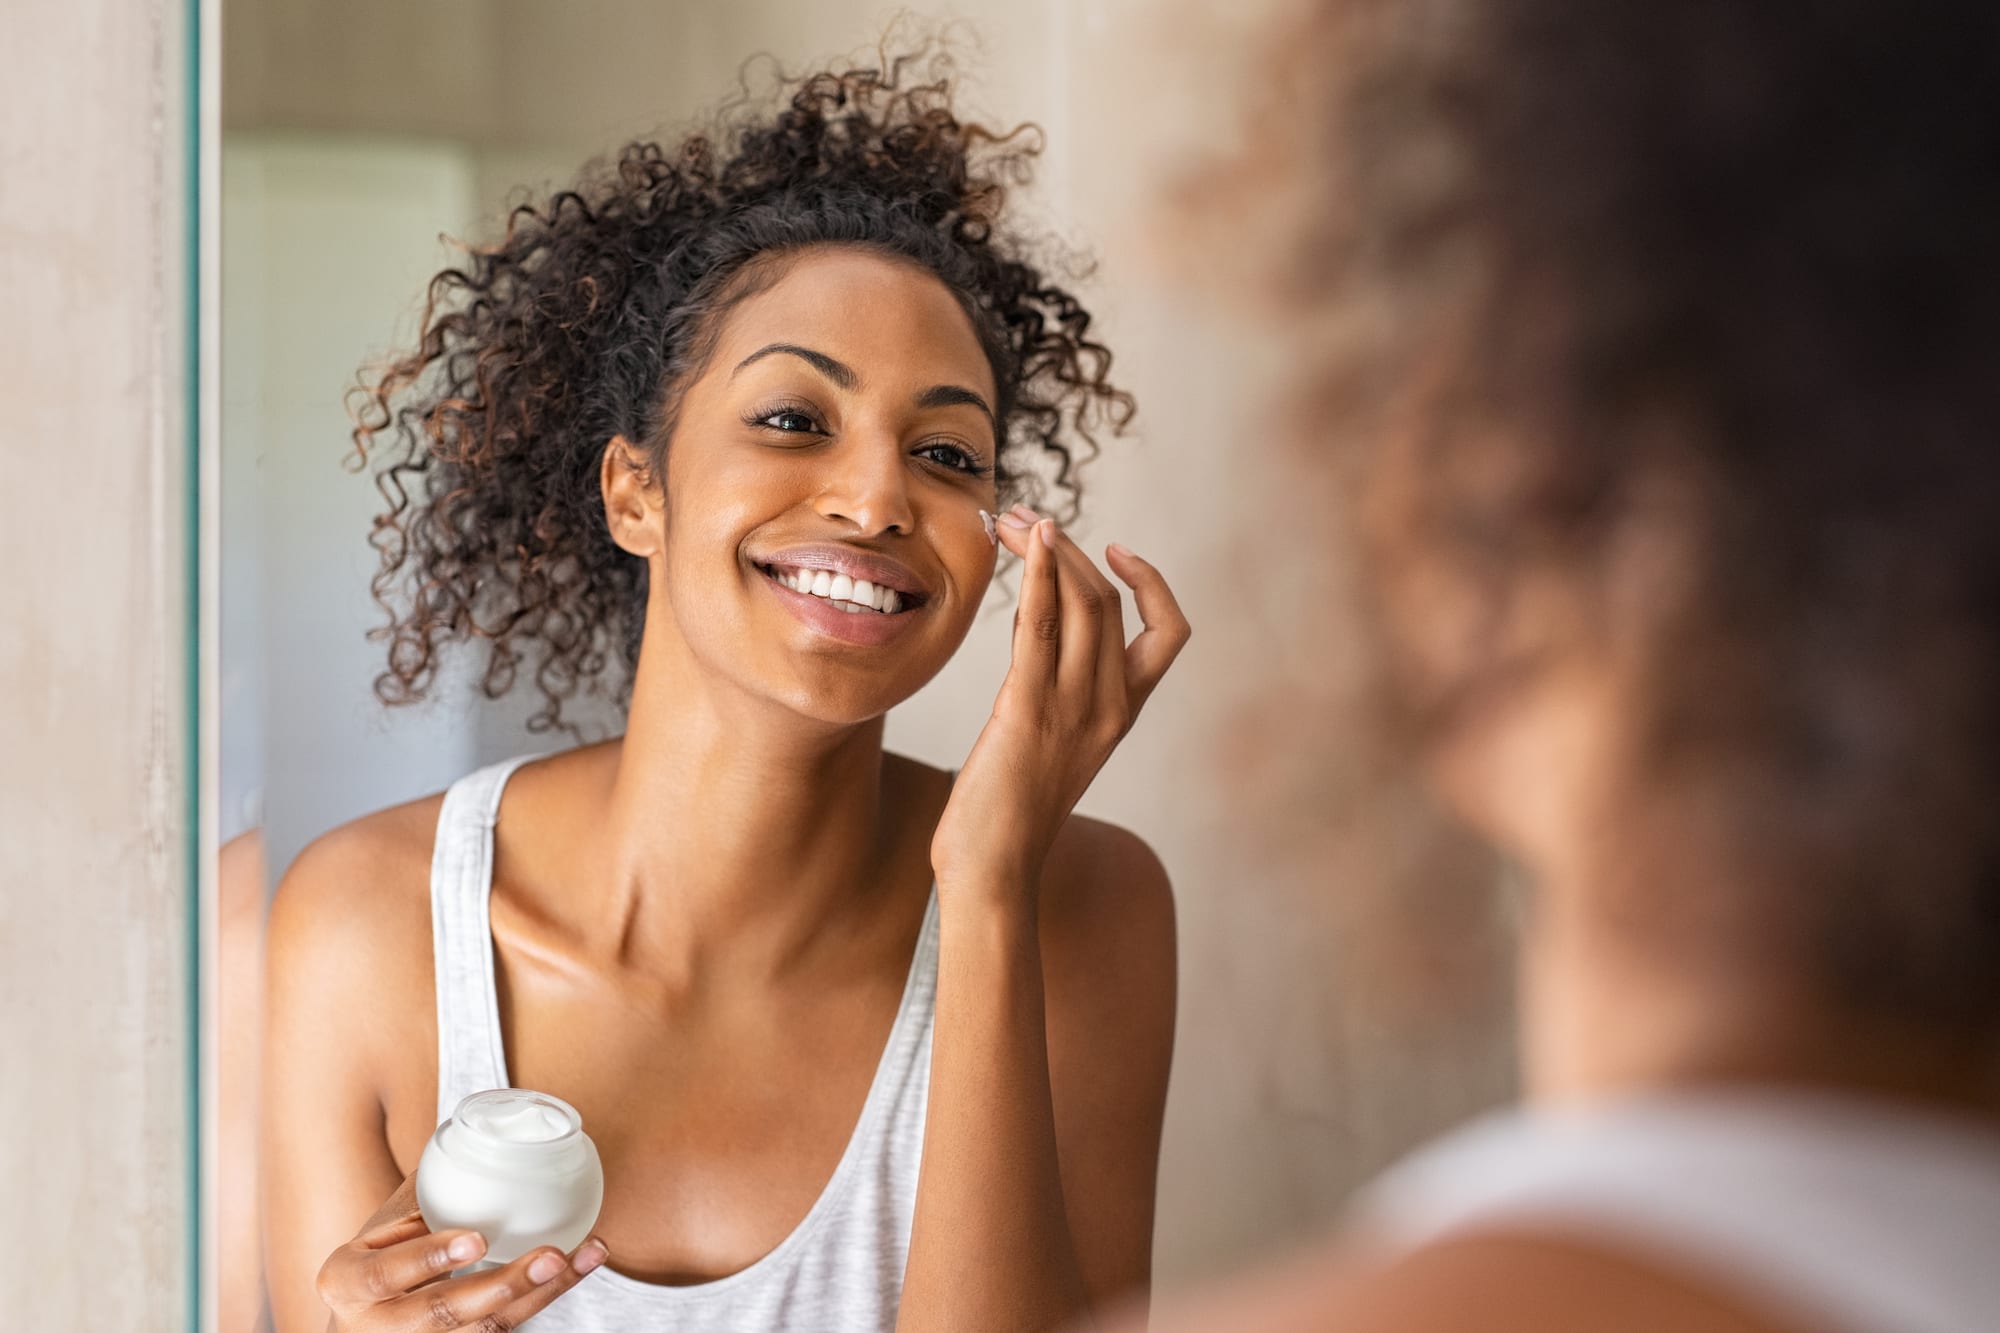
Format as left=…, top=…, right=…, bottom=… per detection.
left=764, top=410, right=819, bottom=434
left=916, top=442, right=982, bottom=473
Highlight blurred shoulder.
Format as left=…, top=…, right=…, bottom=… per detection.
left=1143, top=1230, right=1806, bottom=1333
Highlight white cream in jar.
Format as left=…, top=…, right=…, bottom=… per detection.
left=417, top=1089, right=604, bottom=1265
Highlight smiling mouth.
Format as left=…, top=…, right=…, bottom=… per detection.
left=755, top=563, right=921, bottom=616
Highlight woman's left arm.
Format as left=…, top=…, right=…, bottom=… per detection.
left=899, top=512, right=1190, bottom=1332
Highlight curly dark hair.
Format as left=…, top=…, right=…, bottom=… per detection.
left=346, top=45, right=1132, bottom=739
left=1241, top=0, right=2000, bottom=1037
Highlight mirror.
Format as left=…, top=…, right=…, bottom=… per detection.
left=215, top=3, right=1514, bottom=1329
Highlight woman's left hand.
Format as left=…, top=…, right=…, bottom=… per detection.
left=930, top=505, right=1190, bottom=903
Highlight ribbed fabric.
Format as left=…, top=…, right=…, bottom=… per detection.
left=1352, top=1090, right=2000, bottom=1333
left=429, top=754, right=938, bottom=1330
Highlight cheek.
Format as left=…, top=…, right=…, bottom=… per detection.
left=661, top=448, right=783, bottom=568
left=930, top=517, right=1000, bottom=616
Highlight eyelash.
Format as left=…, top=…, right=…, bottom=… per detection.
left=743, top=402, right=995, bottom=479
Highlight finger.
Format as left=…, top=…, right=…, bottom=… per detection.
left=1105, top=543, right=1190, bottom=716
left=1001, top=513, right=1131, bottom=723
left=323, top=1225, right=488, bottom=1306
left=993, top=507, right=1038, bottom=560
left=1002, top=512, right=1063, bottom=699
left=389, top=1236, right=608, bottom=1330
left=991, top=505, right=1069, bottom=565
left=1041, top=523, right=1130, bottom=722
left=1037, top=521, right=1107, bottom=700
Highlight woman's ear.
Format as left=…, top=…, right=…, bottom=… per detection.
left=601, top=434, right=664, bottom=557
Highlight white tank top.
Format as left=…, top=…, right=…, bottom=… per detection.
left=428, top=753, right=939, bottom=1330
left=1352, top=1090, right=2000, bottom=1333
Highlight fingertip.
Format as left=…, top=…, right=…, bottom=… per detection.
left=527, top=1248, right=567, bottom=1284
left=1023, top=520, right=1050, bottom=568
left=446, top=1232, right=486, bottom=1264
left=1038, top=518, right=1059, bottom=550
left=573, top=1237, right=610, bottom=1276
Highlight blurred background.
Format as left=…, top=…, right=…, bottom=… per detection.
left=219, top=0, right=1515, bottom=1313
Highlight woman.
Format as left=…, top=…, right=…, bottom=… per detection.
left=1143, top=1, right=2000, bottom=1330
left=260, top=53, right=1186, bottom=1332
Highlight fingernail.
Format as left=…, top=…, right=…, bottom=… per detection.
left=1039, top=519, right=1059, bottom=548
left=998, top=511, right=1032, bottom=530
left=573, top=1239, right=609, bottom=1276
left=1011, top=504, right=1040, bottom=521
left=529, top=1251, right=565, bottom=1284
left=447, top=1234, right=485, bottom=1263
left=978, top=509, right=999, bottom=546
left=1108, top=542, right=1135, bottom=561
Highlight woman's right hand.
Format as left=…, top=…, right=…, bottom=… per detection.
left=316, top=1171, right=607, bottom=1331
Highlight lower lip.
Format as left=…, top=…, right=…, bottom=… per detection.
left=759, top=570, right=920, bottom=646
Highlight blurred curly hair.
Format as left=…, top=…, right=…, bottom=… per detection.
left=1231, top=0, right=2000, bottom=1037
left=346, top=43, right=1132, bottom=739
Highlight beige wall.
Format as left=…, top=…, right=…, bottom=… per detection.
left=224, top=0, right=1517, bottom=1290
left=0, top=0, right=195, bottom=1323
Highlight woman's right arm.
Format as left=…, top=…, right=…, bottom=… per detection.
left=260, top=824, right=422, bottom=1332
left=260, top=823, right=607, bottom=1332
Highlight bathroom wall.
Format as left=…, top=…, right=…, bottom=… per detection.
left=222, top=135, right=512, bottom=874
left=0, top=0, right=195, bottom=1323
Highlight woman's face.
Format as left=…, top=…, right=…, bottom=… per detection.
left=619, top=246, right=1003, bottom=725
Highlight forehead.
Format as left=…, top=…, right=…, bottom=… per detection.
left=707, top=247, right=996, bottom=401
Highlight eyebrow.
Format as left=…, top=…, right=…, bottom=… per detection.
left=916, top=383, right=997, bottom=435
left=733, top=341, right=998, bottom=436
left=732, top=342, right=857, bottom=390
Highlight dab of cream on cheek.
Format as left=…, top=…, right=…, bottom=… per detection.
left=416, top=1089, right=605, bottom=1267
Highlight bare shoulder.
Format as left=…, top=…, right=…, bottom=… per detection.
left=1036, top=814, right=1178, bottom=1096
left=268, top=792, right=442, bottom=955
left=1145, top=1230, right=1807, bottom=1333
left=1039, top=813, right=1177, bottom=975
left=264, top=791, right=447, bottom=1083
left=1036, top=812, right=1178, bottom=1102
left=882, top=744, right=1178, bottom=1014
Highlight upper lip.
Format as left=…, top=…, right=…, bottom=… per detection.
left=751, top=543, right=933, bottom=605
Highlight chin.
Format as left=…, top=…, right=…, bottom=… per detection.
left=769, top=680, right=910, bottom=729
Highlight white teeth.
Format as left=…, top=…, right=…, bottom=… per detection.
left=768, top=564, right=909, bottom=614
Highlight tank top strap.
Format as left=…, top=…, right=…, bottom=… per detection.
left=859, top=887, right=939, bottom=1146
left=429, top=753, right=538, bottom=1119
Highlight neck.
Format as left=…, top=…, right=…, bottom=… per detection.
left=572, top=629, right=913, bottom=984
left=1520, top=883, right=2000, bottom=1122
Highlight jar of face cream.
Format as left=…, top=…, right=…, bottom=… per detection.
left=416, top=1089, right=604, bottom=1265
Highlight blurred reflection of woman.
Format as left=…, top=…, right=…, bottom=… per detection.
left=1148, top=2, right=2000, bottom=1330
left=260, top=50, right=1186, bottom=1333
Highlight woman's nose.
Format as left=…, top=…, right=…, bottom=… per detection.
left=812, top=434, right=915, bottom=537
